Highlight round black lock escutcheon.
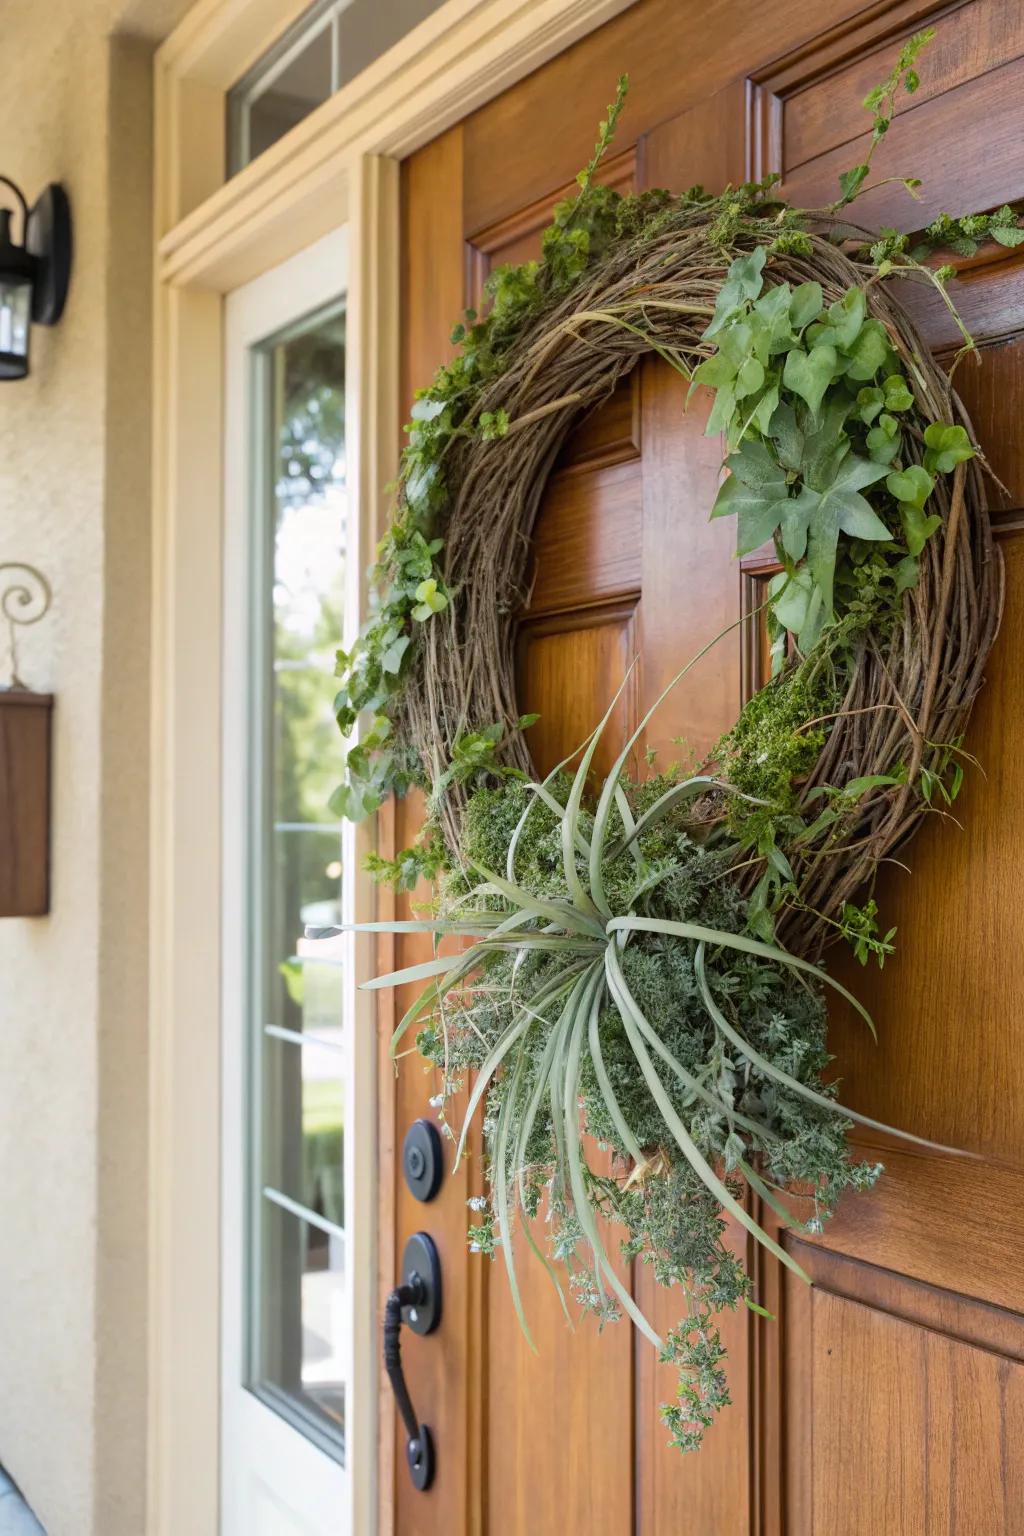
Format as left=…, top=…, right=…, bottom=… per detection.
left=403, top=1117, right=443, bottom=1203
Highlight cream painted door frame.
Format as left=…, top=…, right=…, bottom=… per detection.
left=221, top=226, right=351, bottom=1535
left=149, top=3, right=635, bottom=1535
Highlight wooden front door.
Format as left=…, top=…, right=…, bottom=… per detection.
left=381, top=2, right=1024, bottom=1531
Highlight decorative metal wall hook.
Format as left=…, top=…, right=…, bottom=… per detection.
left=1, top=563, right=52, bottom=689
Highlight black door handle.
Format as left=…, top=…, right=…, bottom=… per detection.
left=384, top=1232, right=442, bottom=1491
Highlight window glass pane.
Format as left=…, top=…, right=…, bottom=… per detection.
left=227, top=0, right=446, bottom=176
left=335, top=0, right=446, bottom=88
left=261, top=1034, right=344, bottom=1221
left=246, top=25, right=333, bottom=167
left=256, top=1201, right=346, bottom=1444
left=248, top=302, right=346, bottom=1456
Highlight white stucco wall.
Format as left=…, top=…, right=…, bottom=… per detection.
left=0, top=6, right=178, bottom=1531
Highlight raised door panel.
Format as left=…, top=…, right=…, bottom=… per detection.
left=955, top=338, right=1024, bottom=512
left=784, top=1244, right=1024, bottom=1535
left=755, top=0, right=1024, bottom=229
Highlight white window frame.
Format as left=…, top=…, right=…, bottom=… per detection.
left=221, top=226, right=355, bottom=1532
left=149, top=3, right=633, bottom=1534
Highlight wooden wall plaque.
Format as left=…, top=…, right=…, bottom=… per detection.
left=0, top=689, right=53, bottom=917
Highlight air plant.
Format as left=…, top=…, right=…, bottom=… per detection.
left=337, top=653, right=958, bottom=1449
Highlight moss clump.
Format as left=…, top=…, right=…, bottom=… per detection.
left=715, top=661, right=841, bottom=817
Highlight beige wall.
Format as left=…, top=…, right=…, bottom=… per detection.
left=0, top=4, right=177, bottom=1530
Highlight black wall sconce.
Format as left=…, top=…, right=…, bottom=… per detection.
left=0, top=177, right=72, bottom=380
left=0, top=565, right=54, bottom=916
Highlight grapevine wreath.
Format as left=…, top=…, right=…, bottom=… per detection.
left=326, top=34, right=1012, bottom=1450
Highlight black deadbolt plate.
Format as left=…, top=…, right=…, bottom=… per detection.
left=407, top=1424, right=435, bottom=1492
left=401, top=1231, right=442, bottom=1337
left=403, top=1117, right=443, bottom=1202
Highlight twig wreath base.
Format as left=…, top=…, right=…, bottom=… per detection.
left=401, top=216, right=1000, bottom=958
left=331, top=41, right=1011, bottom=1454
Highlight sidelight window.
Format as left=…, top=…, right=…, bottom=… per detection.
left=244, top=300, right=348, bottom=1458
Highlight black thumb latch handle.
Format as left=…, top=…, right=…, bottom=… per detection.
left=384, top=1232, right=442, bottom=1492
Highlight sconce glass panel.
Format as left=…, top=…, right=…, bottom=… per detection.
left=0, top=275, right=31, bottom=380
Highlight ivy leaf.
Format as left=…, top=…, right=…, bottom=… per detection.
left=711, top=438, right=789, bottom=554
left=405, top=459, right=439, bottom=511
left=857, top=386, right=884, bottom=425
left=690, top=352, right=737, bottom=390
left=411, top=577, right=448, bottom=621
left=922, top=422, right=975, bottom=473
left=825, top=287, right=867, bottom=349
left=750, top=381, right=781, bottom=435
left=837, top=164, right=870, bottom=204
left=866, top=424, right=902, bottom=464
left=842, top=318, right=892, bottom=380
left=768, top=400, right=804, bottom=471
left=895, top=554, right=920, bottom=593
left=704, top=246, right=767, bottom=337
left=789, top=282, right=823, bottom=330
left=735, top=356, right=765, bottom=399
left=753, top=282, right=795, bottom=355
left=795, top=454, right=891, bottom=612
left=783, top=343, right=838, bottom=416
left=705, top=381, right=737, bottom=438
left=886, top=464, right=935, bottom=509
left=899, top=503, right=942, bottom=556
left=883, top=374, right=914, bottom=412
left=991, top=223, right=1024, bottom=247
left=800, top=397, right=854, bottom=489
left=769, top=567, right=825, bottom=651
left=409, top=394, right=447, bottom=422
left=381, top=634, right=412, bottom=675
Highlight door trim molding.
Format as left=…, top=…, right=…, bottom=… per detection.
left=149, top=3, right=634, bottom=1534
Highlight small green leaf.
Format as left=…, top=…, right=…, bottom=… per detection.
left=866, top=418, right=901, bottom=464
left=826, top=287, right=867, bottom=349
left=789, top=282, right=823, bottom=330
left=886, top=464, right=935, bottom=510
left=711, top=442, right=789, bottom=555
left=991, top=223, right=1024, bottom=247
left=381, top=634, right=411, bottom=674
left=857, top=387, right=884, bottom=425
left=704, top=247, right=768, bottom=337
left=691, top=353, right=738, bottom=390
left=843, top=318, right=891, bottom=380
left=838, top=164, right=870, bottom=203
left=783, top=343, right=838, bottom=415
left=922, top=422, right=975, bottom=473
left=883, top=374, right=914, bottom=412
left=895, top=554, right=920, bottom=593
left=735, top=355, right=765, bottom=399
left=753, top=282, right=795, bottom=355
left=768, top=400, right=804, bottom=471
left=899, top=503, right=942, bottom=556
left=411, top=577, right=448, bottom=621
